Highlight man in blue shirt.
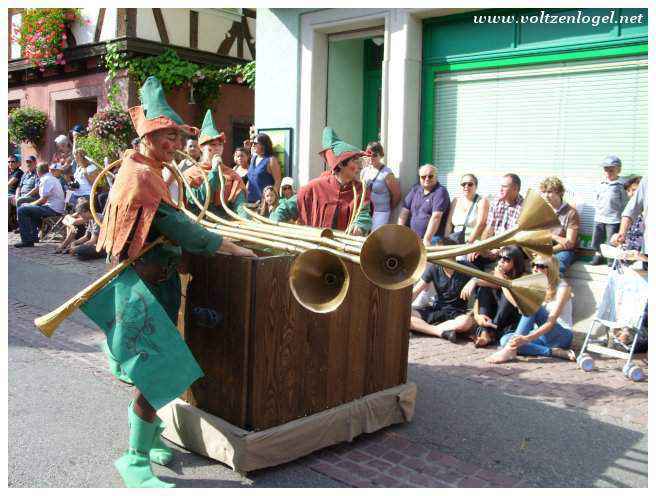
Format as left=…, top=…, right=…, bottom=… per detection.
left=397, top=164, right=450, bottom=246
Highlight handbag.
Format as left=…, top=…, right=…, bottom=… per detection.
left=448, top=194, right=479, bottom=244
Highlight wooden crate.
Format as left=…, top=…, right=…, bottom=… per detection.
left=179, top=252, right=411, bottom=431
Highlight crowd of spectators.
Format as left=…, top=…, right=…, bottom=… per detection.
left=9, top=126, right=647, bottom=361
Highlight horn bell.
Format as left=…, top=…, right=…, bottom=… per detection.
left=360, top=225, right=427, bottom=290
left=504, top=272, right=548, bottom=316
left=509, top=229, right=553, bottom=258
left=289, top=249, right=350, bottom=313
left=516, top=189, right=560, bottom=231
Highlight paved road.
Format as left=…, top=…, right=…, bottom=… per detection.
left=8, top=249, right=647, bottom=488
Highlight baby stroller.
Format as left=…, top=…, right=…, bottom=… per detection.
left=577, top=244, right=648, bottom=382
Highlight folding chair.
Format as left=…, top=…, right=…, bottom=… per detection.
left=577, top=244, right=648, bottom=381
left=39, top=214, right=66, bottom=242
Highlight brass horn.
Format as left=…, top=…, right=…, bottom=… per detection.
left=290, top=249, right=350, bottom=313
left=435, top=258, right=548, bottom=316
left=427, top=229, right=554, bottom=259
left=360, top=224, right=427, bottom=289
left=169, top=158, right=354, bottom=312
left=425, top=189, right=559, bottom=261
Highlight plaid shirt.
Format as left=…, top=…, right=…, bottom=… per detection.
left=486, top=194, right=524, bottom=235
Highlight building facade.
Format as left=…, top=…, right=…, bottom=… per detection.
left=254, top=7, right=648, bottom=243
left=9, top=8, right=256, bottom=163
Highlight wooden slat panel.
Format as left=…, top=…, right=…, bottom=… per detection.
left=182, top=253, right=252, bottom=427
left=344, top=261, right=372, bottom=401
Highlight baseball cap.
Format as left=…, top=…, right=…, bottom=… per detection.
left=49, top=162, right=63, bottom=170
left=26, top=155, right=37, bottom=162
left=601, top=155, right=622, bottom=168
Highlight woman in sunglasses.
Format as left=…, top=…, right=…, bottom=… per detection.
left=487, top=255, right=575, bottom=363
left=461, top=245, right=525, bottom=347
left=444, top=173, right=489, bottom=246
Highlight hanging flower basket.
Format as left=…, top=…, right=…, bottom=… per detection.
left=8, top=106, right=48, bottom=146
left=13, top=8, right=81, bottom=71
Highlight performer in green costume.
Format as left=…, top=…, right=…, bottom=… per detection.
left=183, top=109, right=249, bottom=219
left=81, top=76, right=254, bottom=488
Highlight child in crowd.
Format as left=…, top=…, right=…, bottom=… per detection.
left=590, top=155, right=628, bottom=265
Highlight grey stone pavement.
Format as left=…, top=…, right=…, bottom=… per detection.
left=7, top=233, right=648, bottom=488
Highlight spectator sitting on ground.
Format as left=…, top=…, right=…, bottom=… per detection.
left=55, top=199, right=92, bottom=254
left=468, top=173, right=524, bottom=268
left=540, top=176, right=580, bottom=275
left=410, top=239, right=475, bottom=342
left=67, top=148, right=99, bottom=209
left=460, top=244, right=526, bottom=348
left=397, top=164, right=450, bottom=246
left=589, top=155, right=628, bottom=266
left=68, top=211, right=105, bottom=261
left=487, top=255, right=575, bottom=363
left=177, top=138, right=201, bottom=172
left=233, top=146, right=250, bottom=185
left=15, top=162, right=66, bottom=248
left=10, top=155, right=39, bottom=209
left=444, top=172, right=490, bottom=245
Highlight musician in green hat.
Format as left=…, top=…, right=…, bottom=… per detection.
left=81, top=76, right=254, bottom=488
left=271, top=127, right=371, bottom=234
left=182, top=109, right=249, bottom=218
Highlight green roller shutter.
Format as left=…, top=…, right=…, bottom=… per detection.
left=433, top=55, right=647, bottom=241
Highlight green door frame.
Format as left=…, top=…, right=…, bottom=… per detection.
left=419, top=42, right=648, bottom=164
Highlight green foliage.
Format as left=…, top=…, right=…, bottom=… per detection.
left=102, top=48, right=255, bottom=109
left=8, top=106, right=48, bottom=146
left=103, top=41, right=128, bottom=108
left=74, top=134, right=124, bottom=165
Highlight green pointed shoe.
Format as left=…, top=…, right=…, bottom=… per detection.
left=150, top=417, right=174, bottom=466
left=115, top=405, right=175, bottom=488
left=101, top=341, right=134, bottom=385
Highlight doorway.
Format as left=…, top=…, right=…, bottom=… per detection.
left=63, top=97, right=98, bottom=133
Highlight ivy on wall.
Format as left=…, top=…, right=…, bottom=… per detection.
left=104, top=44, right=255, bottom=110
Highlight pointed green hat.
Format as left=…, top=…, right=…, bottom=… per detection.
left=319, top=127, right=364, bottom=170
left=128, top=76, right=198, bottom=138
left=198, top=109, right=226, bottom=146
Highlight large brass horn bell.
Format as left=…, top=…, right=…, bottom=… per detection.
left=360, top=225, right=427, bottom=290
left=289, top=249, right=350, bottom=313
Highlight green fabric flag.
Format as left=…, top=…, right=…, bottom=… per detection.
left=81, top=267, right=202, bottom=410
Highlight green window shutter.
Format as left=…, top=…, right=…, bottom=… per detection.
left=433, top=55, right=647, bottom=237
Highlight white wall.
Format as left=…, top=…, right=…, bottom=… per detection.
left=99, top=8, right=117, bottom=41
left=255, top=9, right=309, bottom=181
left=71, top=8, right=98, bottom=45
left=136, top=8, right=160, bottom=42
left=327, top=39, right=364, bottom=149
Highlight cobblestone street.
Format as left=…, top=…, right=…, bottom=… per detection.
left=8, top=233, right=648, bottom=488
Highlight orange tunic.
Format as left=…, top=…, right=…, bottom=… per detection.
left=96, top=150, right=176, bottom=259
left=183, top=161, right=246, bottom=207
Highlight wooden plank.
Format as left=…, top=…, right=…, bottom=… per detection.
left=183, top=254, right=252, bottom=427
left=324, top=280, right=352, bottom=408
left=363, top=284, right=386, bottom=395
left=189, top=10, right=198, bottom=49
left=94, top=8, right=106, bottom=43
left=383, top=287, right=411, bottom=387
left=343, top=261, right=372, bottom=401
left=152, top=8, right=169, bottom=45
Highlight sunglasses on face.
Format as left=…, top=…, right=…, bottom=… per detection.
left=499, top=256, right=512, bottom=263
left=461, top=182, right=474, bottom=187
left=532, top=263, right=548, bottom=270
left=420, top=174, right=434, bottom=180
left=8, top=160, right=17, bottom=164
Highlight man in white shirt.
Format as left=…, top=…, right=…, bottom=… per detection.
left=15, top=163, right=66, bottom=248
